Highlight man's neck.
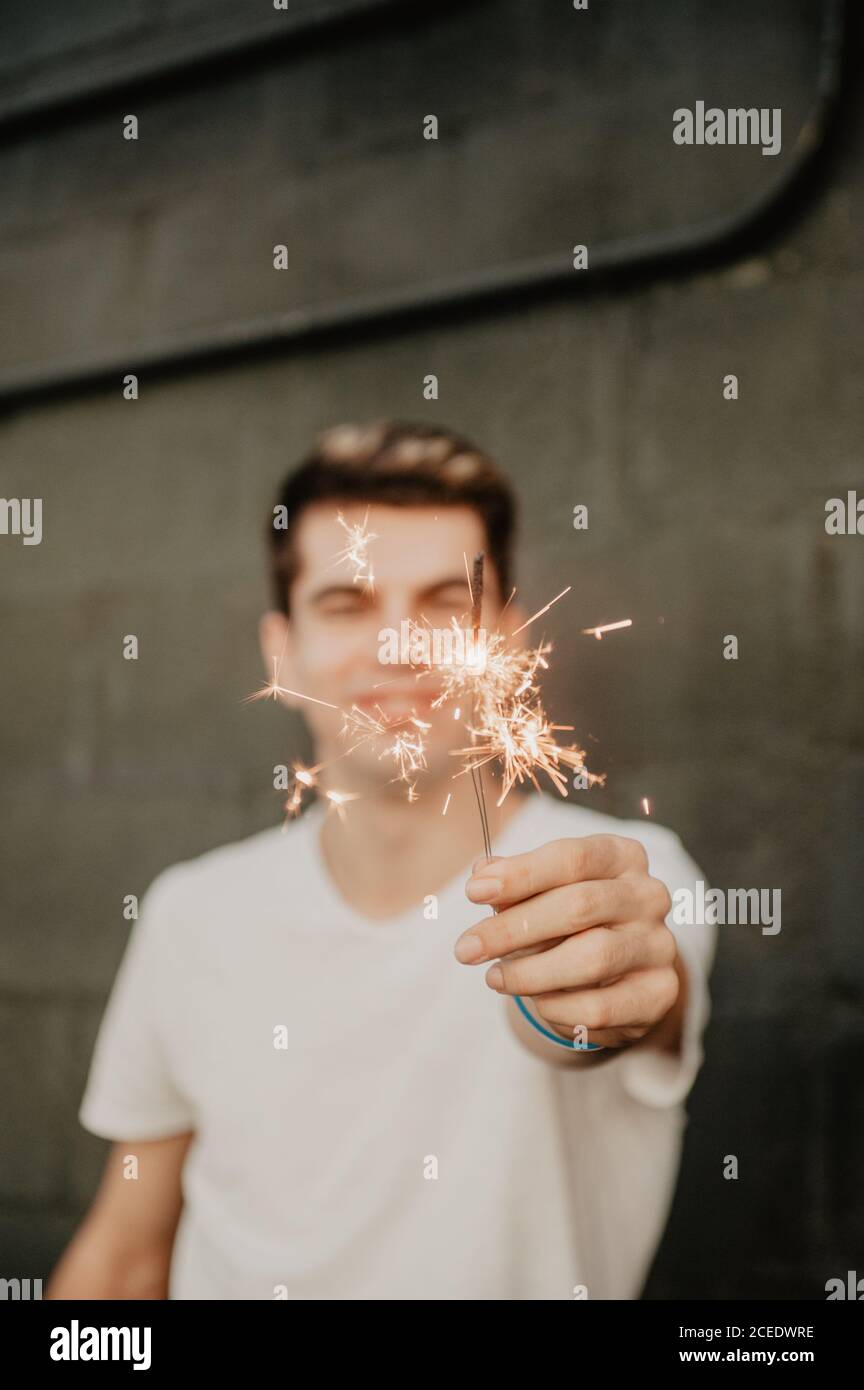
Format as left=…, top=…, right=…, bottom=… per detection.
left=318, top=774, right=528, bottom=921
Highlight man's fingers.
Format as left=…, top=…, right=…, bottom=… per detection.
left=455, top=876, right=663, bottom=963
left=466, top=835, right=649, bottom=906
left=455, top=880, right=630, bottom=962
left=485, top=924, right=676, bottom=996
left=531, top=967, right=680, bottom=1033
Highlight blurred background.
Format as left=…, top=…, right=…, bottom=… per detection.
left=0, top=0, right=861, bottom=1298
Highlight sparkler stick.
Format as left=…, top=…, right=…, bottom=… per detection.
left=468, top=552, right=493, bottom=858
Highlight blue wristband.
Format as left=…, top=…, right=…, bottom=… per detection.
left=514, top=994, right=605, bottom=1051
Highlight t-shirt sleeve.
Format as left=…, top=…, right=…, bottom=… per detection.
left=612, top=828, right=717, bottom=1110
left=78, top=868, right=197, bottom=1140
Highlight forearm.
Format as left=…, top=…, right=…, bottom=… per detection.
left=46, top=1224, right=173, bottom=1300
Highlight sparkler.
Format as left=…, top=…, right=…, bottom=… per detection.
left=247, top=523, right=621, bottom=1055
left=249, top=521, right=616, bottom=838
left=448, top=555, right=603, bottom=843
left=451, top=553, right=605, bottom=1054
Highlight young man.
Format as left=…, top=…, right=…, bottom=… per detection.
left=49, top=421, right=716, bottom=1301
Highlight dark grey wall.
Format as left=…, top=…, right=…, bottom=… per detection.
left=0, top=0, right=861, bottom=1299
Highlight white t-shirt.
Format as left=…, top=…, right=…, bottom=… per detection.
left=79, top=792, right=716, bottom=1301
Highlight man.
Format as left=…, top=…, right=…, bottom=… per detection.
left=48, top=421, right=716, bottom=1301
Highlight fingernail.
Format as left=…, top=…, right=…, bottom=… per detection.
left=466, top=876, right=502, bottom=903
left=485, top=965, right=504, bottom=991
left=472, top=855, right=502, bottom=873
left=454, top=933, right=486, bottom=963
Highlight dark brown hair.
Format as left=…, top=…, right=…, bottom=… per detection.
left=268, top=421, right=516, bottom=614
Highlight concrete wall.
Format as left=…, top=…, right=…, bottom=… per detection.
left=0, top=0, right=861, bottom=1297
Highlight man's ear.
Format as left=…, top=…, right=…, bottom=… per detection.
left=258, top=610, right=297, bottom=705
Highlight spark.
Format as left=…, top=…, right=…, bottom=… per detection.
left=244, top=659, right=341, bottom=711
left=339, top=703, right=388, bottom=749
left=641, top=797, right=651, bottom=816
left=463, top=551, right=476, bottom=608
left=324, top=788, right=360, bottom=822
left=380, top=726, right=428, bottom=786
left=283, top=762, right=322, bottom=818
left=510, top=586, right=572, bottom=637
left=442, top=793, right=452, bottom=816
left=332, top=508, right=377, bottom=591
left=338, top=705, right=432, bottom=800
left=382, top=727, right=428, bottom=802
left=500, top=586, right=517, bottom=618
left=581, top=618, right=633, bottom=641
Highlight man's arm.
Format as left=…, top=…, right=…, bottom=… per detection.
left=45, top=1132, right=193, bottom=1300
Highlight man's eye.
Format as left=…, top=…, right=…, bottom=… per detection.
left=427, top=595, right=469, bottom=614
left=319, top=602, right=366, bottom=617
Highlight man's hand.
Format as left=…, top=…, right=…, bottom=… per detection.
left=455, top=835, right=682, bottom=1053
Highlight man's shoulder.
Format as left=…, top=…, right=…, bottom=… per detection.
left=520, top=794, right=700, bottom=883
left=142, top=814, right=311, bottom=917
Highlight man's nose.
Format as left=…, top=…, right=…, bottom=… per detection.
left=378, top=594, right=419, bottom=633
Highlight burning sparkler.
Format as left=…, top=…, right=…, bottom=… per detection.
left=248, top=526, right=614, bottom=824
left=447, top=555, right=603, bottom=834
left=246, top=522, right=635, bottom=1058
left=452, top=554, right=607, bottom=1056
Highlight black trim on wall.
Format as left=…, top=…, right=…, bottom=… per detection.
left=0, top=0, right=848, bottom=414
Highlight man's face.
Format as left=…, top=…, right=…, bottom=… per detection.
left=260, top=502, right=509, bottom=789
